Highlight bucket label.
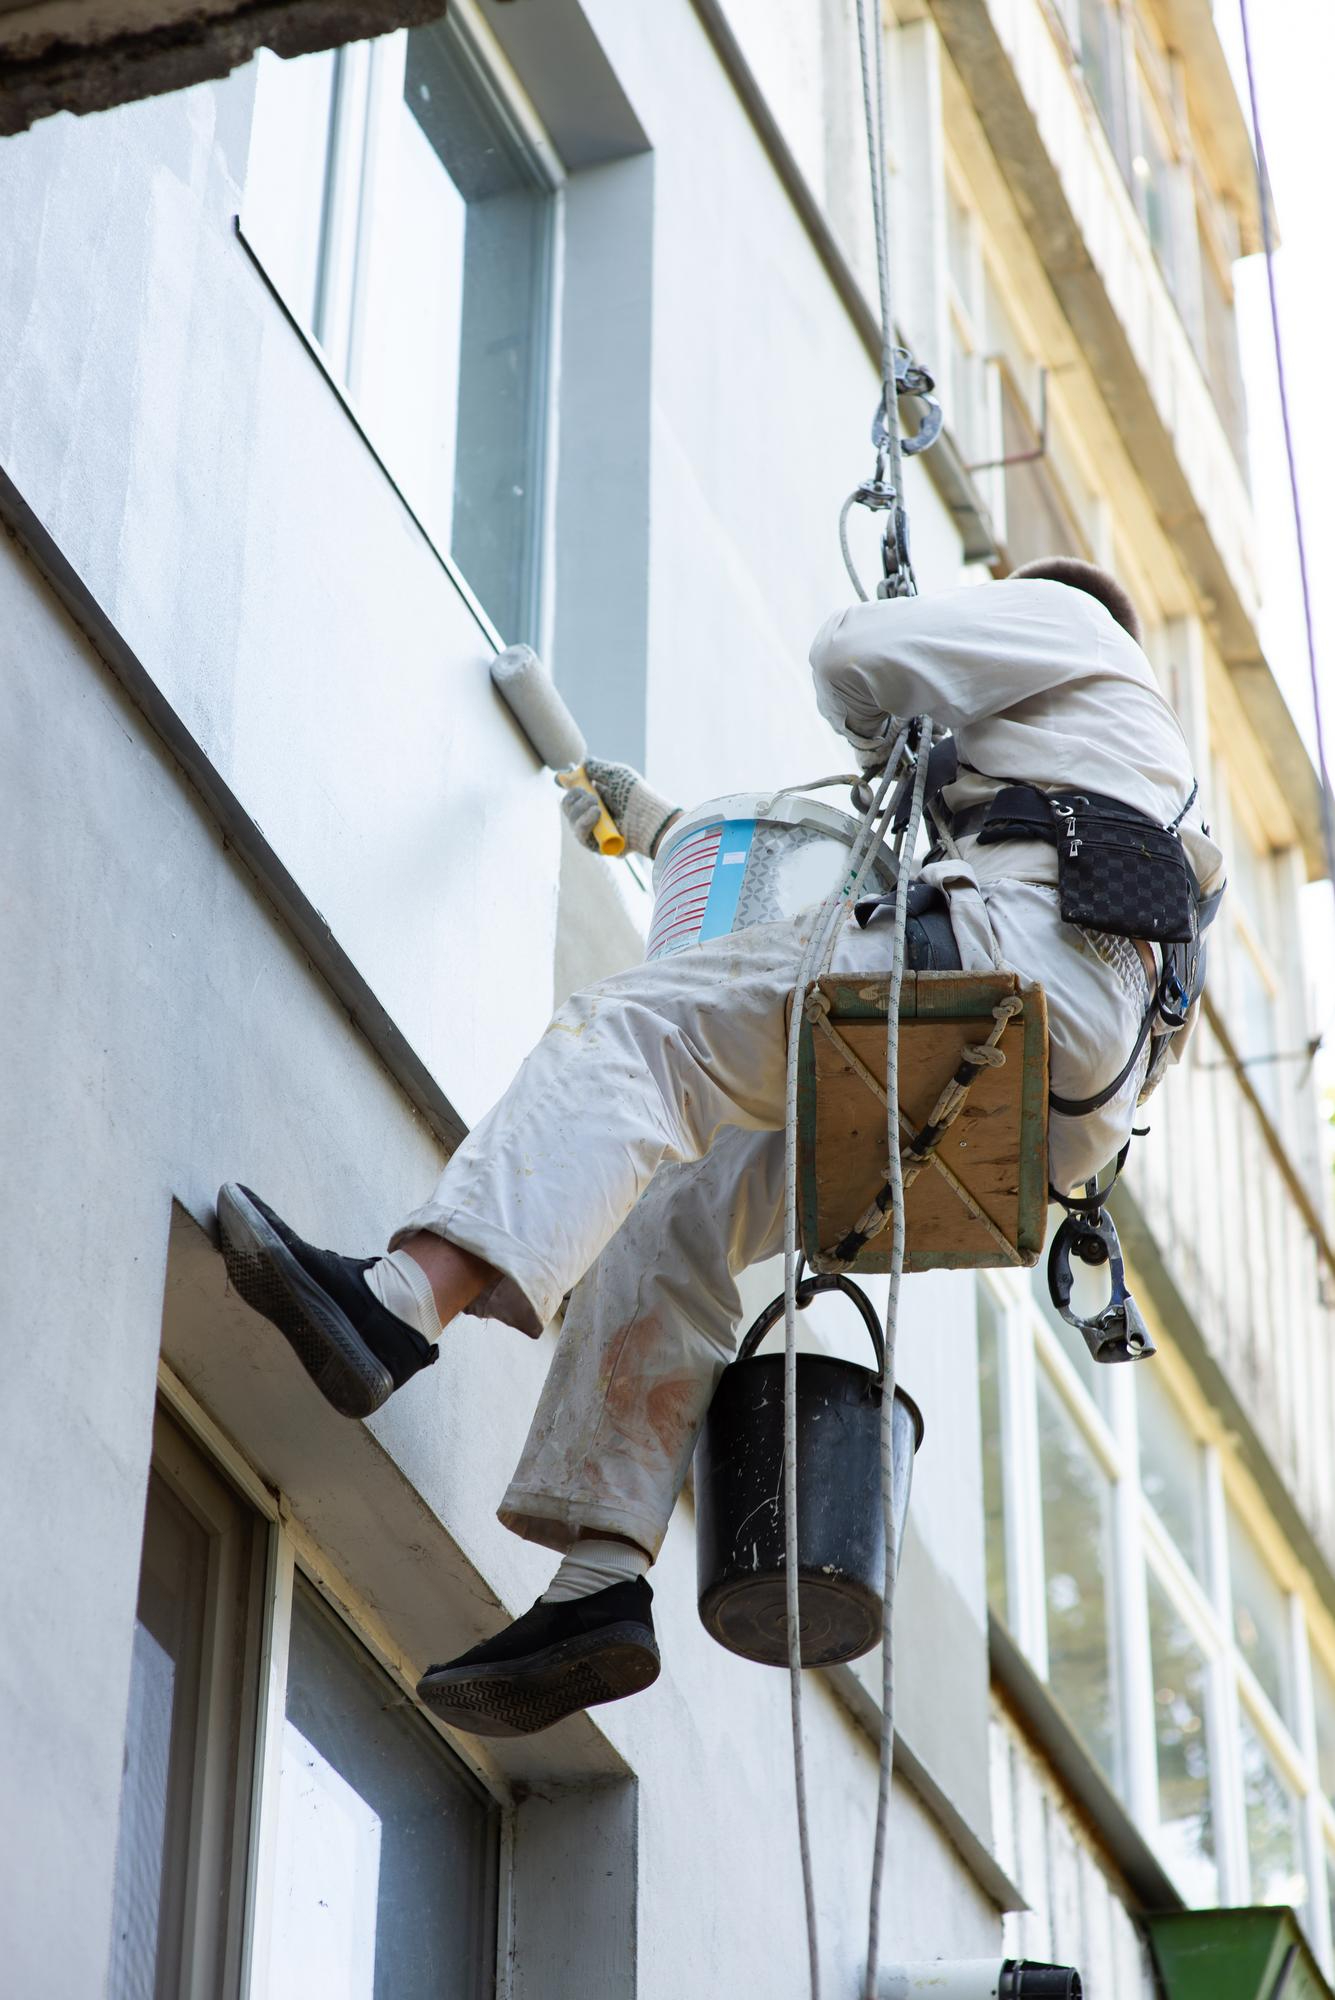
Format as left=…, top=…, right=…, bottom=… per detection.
left=647, top=820, right=756, bottom=959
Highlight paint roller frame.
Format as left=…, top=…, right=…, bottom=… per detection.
left=490, top=645, right=625, bottom=857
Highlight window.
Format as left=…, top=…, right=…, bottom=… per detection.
left=1076, top=0, right=1130, bottom=173
left=108, top=1412, right=265, bottom=2000
left=1036, top=1367, right=1121, bottom=1786
left=1199, top=223, right=1247, bottom=466
left=1138, top=1367, right=1207, bottom=1584
left=262, top=1578, right=499, bottom=1998
left=244, top=16, right=557, bottom=642
left=112, top=1402, right=503, bottom=1997
left=1130, top=68, right=1178, bottom=296
left=1312, top=1650, right=1335, bottom=1804
left=977, top=1264, right=1335, bottom=1956
left=1030, top=1230, right=1108, bottom=1413
left=1229, top=1507, right=1294, bottom=1729
left=978, top=1286, right=1010, bottom=1623
left=1240, top=1713, right=1308, bottom=1911
left=1147, top=1572, right=1217, bottom=1904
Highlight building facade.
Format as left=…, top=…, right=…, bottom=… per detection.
left=0, top=1, right=1330, bottom=1995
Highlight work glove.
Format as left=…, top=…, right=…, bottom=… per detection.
left=561, top=757, right=682, bottom=859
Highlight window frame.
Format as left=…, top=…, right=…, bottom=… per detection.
left=237, top=0, right=565, bottom=654
left=977, top=1271, right=1335, bottom=1969
left=110, top=1405, right=269, bottom=2000
left=149, top=1366, right=515, bottom=2000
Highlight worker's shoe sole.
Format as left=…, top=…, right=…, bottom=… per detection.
left=217, top=1183, right=429, bottom=1419
left=416, top=1578, right=660, bottom=1737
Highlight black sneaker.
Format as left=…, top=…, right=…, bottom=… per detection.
left=216, top=1183, right=438, bottom=1419
left=416, top=1576, right=660, bottom=1737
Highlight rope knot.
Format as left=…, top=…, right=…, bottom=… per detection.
left=961, top=1043, right=1007, bottom=1069
left=804, top=988, right=833, bottom=1024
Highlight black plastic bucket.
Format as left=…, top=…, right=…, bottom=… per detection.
left=695, top=1273, right=924, bottom=1667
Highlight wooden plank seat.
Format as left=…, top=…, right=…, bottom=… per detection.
left=794, top=970, right=1049, bottom=1275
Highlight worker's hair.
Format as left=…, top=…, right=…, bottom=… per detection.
left=1008, top=555, right=1142, bottom=646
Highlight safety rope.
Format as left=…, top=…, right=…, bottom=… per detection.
left=864, top=725, right=931, bottom=2000
left=783, top=735, right=909, bottom=2000
left=778, top=7, right=930, bottom=1995
left=855, top=0, right=903, bottom=506
left=1237, top=0, right=1335, bottom=903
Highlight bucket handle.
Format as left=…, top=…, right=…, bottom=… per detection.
left=736, top=1266, right=887, bottom=1382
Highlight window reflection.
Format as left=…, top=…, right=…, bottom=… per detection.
left=263, top=1578, right=498, bottom=2000
left=1036, top=1368, right=1122, bottom=1789
left=1030, top=1219, right=1110, bottom=1413
left=243, top=21, right=553, bottom=643
left=1312, top=1650, right=1335, bottom=1805
left=977, top=1286, right=1009, bottom=1624
left=1229, top=1507, right=1294, bottom=1728
left=1138, top=1368, right=1207, bottom=1583
left=1240, top=1712, right=1307, bottom=1912
left=1146, top=1571, right=1217, bottom=1904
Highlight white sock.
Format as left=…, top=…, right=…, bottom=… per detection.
left=541, top=1537, right=651, bottom=1603
left=363, top=1249, right=442, bottom=1344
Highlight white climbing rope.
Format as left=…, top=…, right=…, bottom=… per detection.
left=864, top=726, right=932, bottom=2000
left=783, top=736, right=909, bottom=2000
left=855, top=0, right=903, bottom=501
left=778, top=6, right=931, bottom=1994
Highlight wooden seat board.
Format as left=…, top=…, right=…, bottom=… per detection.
left=796, top=971, right=1049, bottom=1274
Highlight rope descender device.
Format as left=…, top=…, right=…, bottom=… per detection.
left=1047, top=1201, right=1156, bottom=1365
left=841, top=349, right=944, bottom=603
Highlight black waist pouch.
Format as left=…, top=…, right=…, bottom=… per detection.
left=976, top=785, right=1197, bottom=944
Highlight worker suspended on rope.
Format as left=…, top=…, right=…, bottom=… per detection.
left=217, top=554, right=1224, bottom=1740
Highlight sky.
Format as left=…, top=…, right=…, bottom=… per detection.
left=1215, top=0, right=1335, bottom=1070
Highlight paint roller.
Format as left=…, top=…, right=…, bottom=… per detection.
left=490, top=645, right=625, bottom=857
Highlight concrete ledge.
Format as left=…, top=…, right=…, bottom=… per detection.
left=0, top=0, right=444, bottom=135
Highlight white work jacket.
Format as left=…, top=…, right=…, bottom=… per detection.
left=810, top=579, right=1227, bottom=1183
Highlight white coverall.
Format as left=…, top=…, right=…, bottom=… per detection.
left=394, top=580, right=1225, bottom=1559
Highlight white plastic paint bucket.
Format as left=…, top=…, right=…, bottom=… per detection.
left=646, top=789, right=897, bottom=961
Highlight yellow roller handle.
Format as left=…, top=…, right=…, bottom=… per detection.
left=557, top=766, right=626, bottom=857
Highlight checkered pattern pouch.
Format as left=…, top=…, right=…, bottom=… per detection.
left=1050, top=796, right=1196, bottom=943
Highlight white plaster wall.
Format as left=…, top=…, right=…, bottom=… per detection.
left=0, top=76, right=561, bottom=1132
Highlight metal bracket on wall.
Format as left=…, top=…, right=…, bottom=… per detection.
left=967, top=363, right=1049, bottom=476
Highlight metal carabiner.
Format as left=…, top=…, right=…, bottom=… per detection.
left=1047, top=1206, right=1156, bottom=1364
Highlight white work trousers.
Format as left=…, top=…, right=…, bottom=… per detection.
left=394, top=873, right=1150, bottom=1557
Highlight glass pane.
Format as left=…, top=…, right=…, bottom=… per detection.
left=243, top=49, right=341, bottom=331
left=1240, top=1711, right=1307, bottom=1910
left=1137, top=1367, right=1207, bottom=1582
left=1132, top=75, right=1177, bottom=293
left=1078, top=0, right=1128, bottom=168
left=1311, top=1648, right=1335, bottom=1804
left=266, top=1577, right=498, bottom=2000
left=1000, top=374, right=1084, bottom=572
left=244, top=23, right=552, bottom=645
left=398, top=20, right=551, bottom=641
left=977, top=1285, right=1009, bottom=1623
left=108, top=1471, right=210, bottom=2000
left=1147, top=1571, right=1217, bottom=1904
left=1036, top=1368, right=1122, bottom=1788
left=1229, top=1506, right=1294, bottom=1728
